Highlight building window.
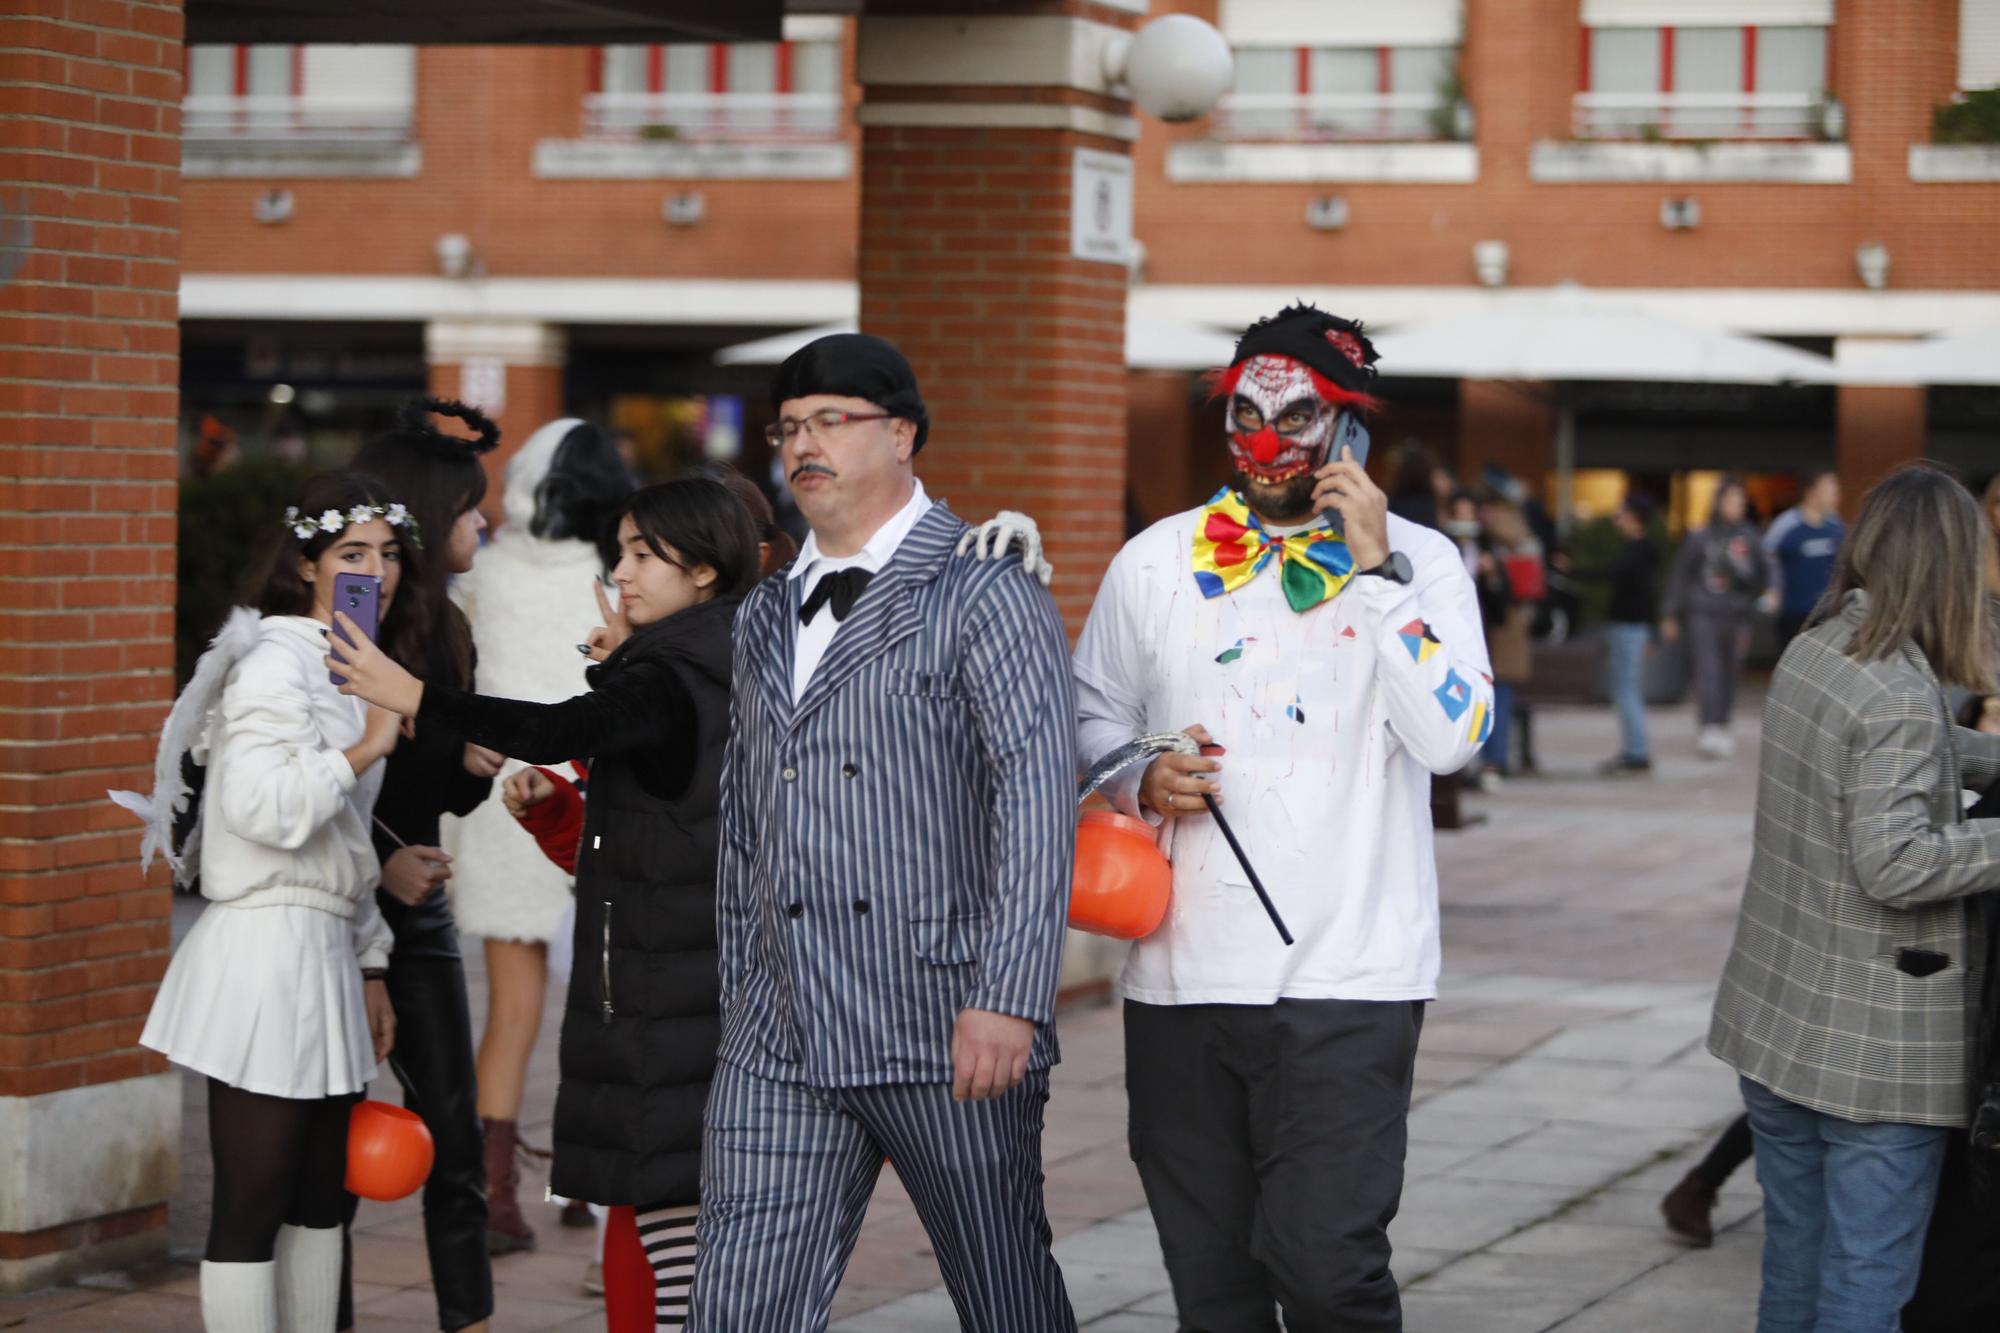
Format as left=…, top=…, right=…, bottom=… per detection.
left=183, top=45, right=415, bottom=141
left=1959, top=0, right=2000, bottom=91
left=589, top=39, right=841, bottom=141
left=1214, top=1, right=1464, bottom=143
left=1576, top=5, right=1832, bottom=141
left=1219, top=43, right=1459, bottom=142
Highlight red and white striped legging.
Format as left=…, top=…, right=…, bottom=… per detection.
left=603, top=1203, right=699, bottom=1333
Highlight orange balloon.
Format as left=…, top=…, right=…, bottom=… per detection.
left=346, top=1100, right=435, bottom=1202
left=1069, top=810, right=1172, bottom=940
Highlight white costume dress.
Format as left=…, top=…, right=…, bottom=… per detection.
left=139, top=612, right=393, bottom=1099
left=439, top=419, right=604, bottom=944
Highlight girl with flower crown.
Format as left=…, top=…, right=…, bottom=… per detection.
left=121, top=471, right=428, bottom=1333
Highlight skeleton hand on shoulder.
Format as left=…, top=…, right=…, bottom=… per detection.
left=955, top=510, right=1054, bottom=587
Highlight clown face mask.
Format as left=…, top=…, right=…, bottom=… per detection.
left=1228, top=354, right=1367, bottom=483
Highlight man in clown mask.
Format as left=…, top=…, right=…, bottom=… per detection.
left=1073, top=305, right=1493, bottom=1331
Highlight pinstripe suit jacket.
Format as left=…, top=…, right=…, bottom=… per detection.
left=714, top=504, right=1076, bottom=1088
left=1709, top=589, right=2000, bottom=1126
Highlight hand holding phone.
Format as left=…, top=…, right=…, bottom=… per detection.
left=329, top=573, right=381, bottom=687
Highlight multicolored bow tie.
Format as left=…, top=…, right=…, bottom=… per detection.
left=1191, top=488, right=1356, bottom=613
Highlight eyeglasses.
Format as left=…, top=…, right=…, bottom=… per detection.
left=765, top=410, right=894, bottom=448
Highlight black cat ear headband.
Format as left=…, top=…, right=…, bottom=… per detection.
left=396, top=396, right=501, bottom=458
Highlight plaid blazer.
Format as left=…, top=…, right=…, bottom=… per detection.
left=1709, top=589, right=2000, bottom=1126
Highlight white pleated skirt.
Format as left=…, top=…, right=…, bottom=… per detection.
left=141, top=899, right=378, bottom=1099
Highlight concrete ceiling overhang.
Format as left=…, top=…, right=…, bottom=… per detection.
left=184, top=0, right=789, bottom=45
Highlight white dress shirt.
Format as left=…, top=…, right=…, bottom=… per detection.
left=1073, top=506, right=1493, bottom=1005
left=789, top=479, right=934, bottom=702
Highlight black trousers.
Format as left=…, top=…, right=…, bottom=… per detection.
left=338, top=947, right=492, bottom=1332
left=1125, top=998, right=1423, bottom=1333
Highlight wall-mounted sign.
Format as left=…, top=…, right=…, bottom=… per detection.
left=1071, top=148, right=1134, bottom=266
left=459, top=357, right=507, bottom=416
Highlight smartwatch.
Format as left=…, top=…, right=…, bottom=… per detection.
left=1358, top=551, right=1413, bottom=585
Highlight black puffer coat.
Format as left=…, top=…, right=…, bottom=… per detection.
left=416, top=594, right=737, bottom=1208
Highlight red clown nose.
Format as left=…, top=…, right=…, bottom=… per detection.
left=1242, top=427, right=1281, bottom=465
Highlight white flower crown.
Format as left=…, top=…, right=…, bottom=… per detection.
left=283, top=502, right=422, bottom=548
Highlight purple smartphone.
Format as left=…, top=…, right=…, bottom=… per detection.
left=328, top=572, right=380, bottom=687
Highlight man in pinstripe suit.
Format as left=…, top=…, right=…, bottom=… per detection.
left=687, top=333, right=1078, bottom=1333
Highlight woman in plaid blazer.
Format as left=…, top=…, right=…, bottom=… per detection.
left=1708, top=463, right=2000, bottom=1333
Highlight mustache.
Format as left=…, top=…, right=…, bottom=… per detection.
left=1230, top=467, right=1317, bottom=524
left=789, top=463, right=836, bottom=484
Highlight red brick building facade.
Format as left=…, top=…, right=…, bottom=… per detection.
left=169, top=1, right=2000, bottom=523
left=5, top=0, right=1999, bottom=1288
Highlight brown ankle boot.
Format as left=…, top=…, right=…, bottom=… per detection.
left=1660, top=1168, right=1719, bottom=1247
left=482, top=1117, right=537, bottom=1254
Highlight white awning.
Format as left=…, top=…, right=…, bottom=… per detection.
left=1218, top=0, right=1462, bottom=48
left=1830, top=328, right=2000, bottom=386
left=1581, top=1, right=1832, bottom=26
left=1366, top=286, right=1832, bottom=383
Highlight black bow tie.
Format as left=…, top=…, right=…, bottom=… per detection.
left=800, top=567, right=873, bottom=625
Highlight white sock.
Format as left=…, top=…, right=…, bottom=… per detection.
left=273, top=1224, right=342, bottom=1332
left=199, top=1260, right=278, bottom=1333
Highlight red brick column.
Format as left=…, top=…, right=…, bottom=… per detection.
left=854, top=10, right=1138, bottom=634
left=1835, top=384, right=1927, bottom=516
left=423, top=320, right=568, bottom=530
left=0, top=0, right=184, bottom=1289
left=1456, top=379, right=1554, bottom=489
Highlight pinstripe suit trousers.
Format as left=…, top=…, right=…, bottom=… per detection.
left=686, top=1060, right=1076, bottom=1333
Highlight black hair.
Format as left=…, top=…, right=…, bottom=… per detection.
left=532, top=421, right=632, bottom=564
left=351, top=397, right=499, bottom=688
left=612, top=477, right=762, bottom=602
left=769, top=333, right=930, bottom=452
left=249, top=470, right=431, bottom=671
left=1621, top=491, right=1657, bottom=522
left=703, top=464, right=799, bottom=576
left=1709, top=474, right=1754, bottom=526
left=1389, top=441, right=1437, bottom=501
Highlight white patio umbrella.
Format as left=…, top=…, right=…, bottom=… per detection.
left=1369, top=286, right=1835, bottom=526
left=713, top=321, right=851, bottom=367
left=1829, top=327, right=2000, bottom=386
left=1370, top=285, right=1833, bottom=385
left=713, top=316, right=1237, bottom=372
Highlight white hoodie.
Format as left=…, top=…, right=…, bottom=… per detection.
left=199, top=614, right=393, bottom=970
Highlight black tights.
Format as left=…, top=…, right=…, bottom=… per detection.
left=1692, top=1112, right=1755, bottom=1190
left=205, top=1079, right=354, bottom=1263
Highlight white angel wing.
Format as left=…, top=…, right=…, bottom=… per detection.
left=107, top=606, right=263, bottom=883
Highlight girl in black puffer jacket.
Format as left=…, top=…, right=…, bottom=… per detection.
left=326, top=477, right=761, bottom=1332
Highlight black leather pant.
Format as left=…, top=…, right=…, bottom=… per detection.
left=338, top=927, right=492, bottom=1331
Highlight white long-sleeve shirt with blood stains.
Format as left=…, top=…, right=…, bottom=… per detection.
left=1073, top=506, right=1492, bottom=1005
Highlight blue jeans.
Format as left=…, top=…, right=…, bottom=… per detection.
left=1739, top=1076, right=1948, bottom=1333
left=1481, top=681, right=1514, bottom=772
left=1603, top=623, right=1651, bottom=762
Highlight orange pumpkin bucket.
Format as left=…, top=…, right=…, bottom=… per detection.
left=1069, top=810, right=1172, bottom=940
left=346, top=1099, right=435, bottom=1202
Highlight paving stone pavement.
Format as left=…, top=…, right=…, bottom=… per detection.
left=0, top=697, right=1769, bottom=1330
